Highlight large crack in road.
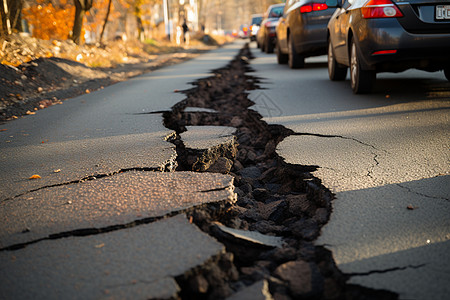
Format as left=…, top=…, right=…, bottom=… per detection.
left=0, top=43, right=405, bottom=299
left=161, top=44, right=399, bottom=299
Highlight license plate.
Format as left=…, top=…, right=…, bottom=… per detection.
left=436, top=5, right=450, bottom=20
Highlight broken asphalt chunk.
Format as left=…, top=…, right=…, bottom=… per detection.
left=0, top=171, right=236, bottom=248
left=227, top=280, right=273, bottom=300
left=213, top=222, right=284, bottom=248
left=0, top=214, right=224, bottom=300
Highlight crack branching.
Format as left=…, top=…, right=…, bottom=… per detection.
left=292, top=132, right=386, bottom=153
left=347, top=264, right=426, bottom=277
left=1, top=164, right=175, bottom=204
left=396, top=183, right=449, bottom=201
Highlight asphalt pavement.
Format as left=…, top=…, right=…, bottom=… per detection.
left=0, top=42, right=243, bottom=299
left=248, top=44, right=450, bottom=299
left=2, top=39, right=449, bottom=299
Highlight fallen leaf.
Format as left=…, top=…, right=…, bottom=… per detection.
left=0, top=129, right=7, bottom=132
left=26, top=111, right=35, bottom=115
left=85, top=89, right=90, bottom=94
left=29, top=174, right=41, bottom=179
left=95, top=243, right=105, bottom=248
left=53, top=169, right=61, bottom=173
left=407, top=205, right=418, bottom=210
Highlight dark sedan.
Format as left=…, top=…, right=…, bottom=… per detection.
left=257, top=3, right=285, bottom=53
left=326, top=0, right=450, bottom=94
left=276, top=0, right=335, bottom=68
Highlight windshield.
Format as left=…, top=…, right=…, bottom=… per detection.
left=252, top=17, right=263, bottom=25
left=269, top=6, right=284, bottom=18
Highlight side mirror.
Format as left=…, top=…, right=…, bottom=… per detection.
left=326, top=0, right=341, bottom=8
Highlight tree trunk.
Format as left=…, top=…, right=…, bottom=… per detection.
left=99, top=0, right=112, bottom=44
left=136, top=15, right=144, bottom=42
left=71, top=0, right=93, bottom=45
left=10, top=0, right=23, bottom=32
left=1, top=0, right=12, bottom=35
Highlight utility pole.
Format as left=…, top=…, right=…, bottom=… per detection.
left=163, top=0, right=171, bottom=40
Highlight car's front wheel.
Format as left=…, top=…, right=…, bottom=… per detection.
left=350, top=38, right=375, bottom=94
left=288, top=36, right=304, bottom=69
left=328, top=39, right=347, bottom=81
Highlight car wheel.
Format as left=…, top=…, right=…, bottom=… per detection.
left=265, top=36, right=274, bottom=53
left=288, top=36, right=304, bottom=69
left=444, top=66, right=450, bottom=81
left=260, top=37, right=266, bottom=52
left=276, top=40, right=288, bottom=64
left=256, top=40, right=260, bottom=49
left=328, top=39, right=347, bottom=81
left=350, top=38, right=375, bottom=94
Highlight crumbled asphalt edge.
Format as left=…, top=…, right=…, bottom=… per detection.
left=163, top=44, right=399, bottom=300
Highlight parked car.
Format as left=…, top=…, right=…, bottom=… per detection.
left=256, top=3, right=285, bottom=53
left=249, top=14, right=263, bottom=42
left=326, top=0, right=450, bottom=94
left=276, top=0, right=335, bottom=68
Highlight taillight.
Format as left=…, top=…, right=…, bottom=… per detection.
left=313, top=3, right=328, bottom=11
left=300, top=3, right=328, bottom=14
left=361, top=0, right=403, bottom=19
left=372, top=50, right=397, bottom=55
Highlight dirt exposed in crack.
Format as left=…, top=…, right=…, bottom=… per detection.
left=163, top=44, right=399, bottom=300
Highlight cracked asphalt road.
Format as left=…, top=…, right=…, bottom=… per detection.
left=1, top=39, right=449, bottom=299
left=0, top=42, right=243, bottom=299
left=248, top=48, right=450, bottom=299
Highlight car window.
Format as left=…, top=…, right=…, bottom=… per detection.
left=269, top=6, right=284, bottom=18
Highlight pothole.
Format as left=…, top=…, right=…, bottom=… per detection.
left=162, top=44, right=399, bottom=299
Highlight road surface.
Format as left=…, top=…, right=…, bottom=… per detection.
left=248, top=44, right=450, bottom=299
left=0, top=42, right=242, bottom=299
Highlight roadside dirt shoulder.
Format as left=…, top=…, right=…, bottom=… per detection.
left=0, top=49, right=210, bottom=122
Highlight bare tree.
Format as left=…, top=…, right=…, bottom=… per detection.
left=99, top=0, right=112, bottom=44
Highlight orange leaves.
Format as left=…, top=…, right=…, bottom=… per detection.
left=29, top=174, right=41, bottom=180
left=22, top=0, right=75, bottom=40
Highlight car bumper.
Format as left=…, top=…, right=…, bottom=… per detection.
left=355, top=18, right=450, bottom=72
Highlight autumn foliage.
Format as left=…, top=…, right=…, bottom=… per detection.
left=22, top=0, right=121, bottom=43
left=23, top=0, right=75, bottom=40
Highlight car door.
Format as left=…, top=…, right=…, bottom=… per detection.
left=278, top=0, right=295, bottom=52
left=331, top=0, right=353, bottom=64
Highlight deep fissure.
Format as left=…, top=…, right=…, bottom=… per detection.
left=163, top=44, right=399, bottom=299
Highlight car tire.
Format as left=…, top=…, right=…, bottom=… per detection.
left=265, top=36, right=274, bottom=53
left=328, top=39, right=347, bottom=81
left=350, top=38, right=375, bottom=94
left=444, top=66, right=450, bottom=81
left=260, top=37, right=266, bottom=52
left=288, top=36, right=304, bottom=69
left=276, top=41, right=288, bottom=64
